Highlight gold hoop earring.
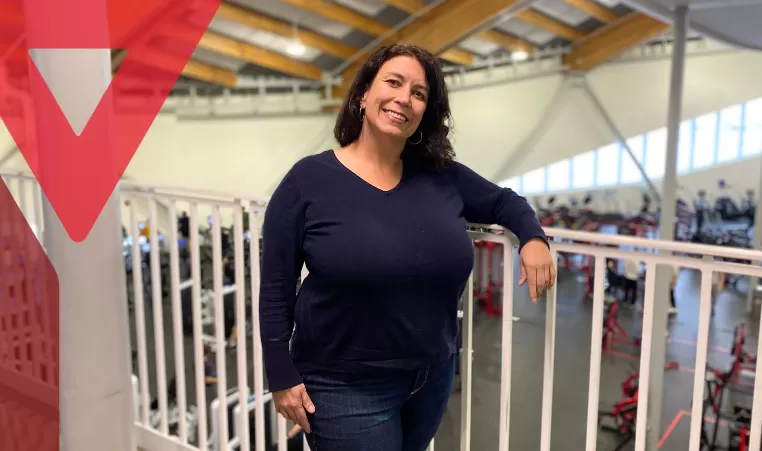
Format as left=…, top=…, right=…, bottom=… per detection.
left=408, top=130, right=423, bottom=145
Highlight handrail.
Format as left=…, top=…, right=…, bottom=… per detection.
left=0, top=171, right=270, bottom=207
left=544, top=226, right=762, bottom=261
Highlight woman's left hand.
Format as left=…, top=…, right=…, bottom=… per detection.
left=519, top=239, right=556, bottom=303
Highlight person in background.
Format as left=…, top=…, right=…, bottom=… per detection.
left=623, top=258, right=640, bottom=306
left=178, top=211, right=190, bottom=239
left=669, top=265, right=679, bottom=315
left=204, top=344, right=217, bottom=386
left=605, top=258, right=623, bottom=298
left=260, top=43, right=555, bottom=451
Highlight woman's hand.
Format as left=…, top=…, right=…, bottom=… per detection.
left=519, top=239, right=556, bottom=303
left=273, top=383, right=315, bottom=433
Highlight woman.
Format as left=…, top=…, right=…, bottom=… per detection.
left=260, top=44, right=555, bottom=451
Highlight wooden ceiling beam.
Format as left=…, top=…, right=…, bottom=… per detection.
left=383, top=0, right=534, bottom=53
left=198, top=31, right=324, bottom=81
left=562, top=0, right=618, bottom=23
left=119, top=46, right=240, bottom=87
left=515, top=10, right=585, bottom=41
left=393, top=0, right=532, bottom=57
left=216, top=2, right=357, bottom=60
left=477, top=29, right=535, bottom=53
left=281, top=0, right=473, bottom=66
left=563, top=12, right=669, bottom=72
left=180, top=60, right=239, bottom=87
left=166, top=23, right=324, bottom=81
left=329, top=0, right=535, bottom=103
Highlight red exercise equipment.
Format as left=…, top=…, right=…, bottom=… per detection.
left=599, top=362, right=679, bottom=451
left=473, top=240, right=504, bottom=318
left=602, top=301, right=642, bottom=353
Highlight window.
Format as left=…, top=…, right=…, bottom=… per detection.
left=743, top=98, right=762, bottom=156
left=521, top=167, right=546, bottom=194
left=717, top=105, right=742, bottom=163
left=596, top=143, right=620, bottom=186
left=692, top=113, right=717, bottom=169
left=499, top=176, right=521, bottom=192
left=645, top=128, right=666, bottom=179
left=677, top=121, right=693, bottom=173
left=571, top=151, right=595, bottom=189
left=620, top=136, right=645, bottom=184
left=546, top=160, right=570, bottom=192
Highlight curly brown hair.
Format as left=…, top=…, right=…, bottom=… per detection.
left=333, top=44, right=455, bottom=170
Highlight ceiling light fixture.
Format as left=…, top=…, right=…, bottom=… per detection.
left=512, top=50, right=529, bottom=61
left=286, top=17, right=307, bottom=57
left=286, top=40, right=307, bottom=56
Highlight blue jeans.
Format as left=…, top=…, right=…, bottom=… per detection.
left=301, top=355, right=456, bottom=451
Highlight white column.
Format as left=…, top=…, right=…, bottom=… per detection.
left=748, top=152, right=762, bottom=314
left=647, top=4, right=689, bottom=449
left=43, top=191, right=134, bottom=451
left=25, top=5, right=135, bottom=451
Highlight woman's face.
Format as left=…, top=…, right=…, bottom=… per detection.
left=361, top=55, right=429, bottom=143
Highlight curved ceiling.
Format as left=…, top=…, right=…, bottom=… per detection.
left=625, top=0, right=762, bottom=51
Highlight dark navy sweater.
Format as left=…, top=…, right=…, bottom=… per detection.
left=260, top=149, right=546, bottom=392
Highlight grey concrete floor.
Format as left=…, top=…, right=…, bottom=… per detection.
left=128, top=264, right=759, bottom=450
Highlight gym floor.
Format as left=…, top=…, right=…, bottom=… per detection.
left=128, top=260, right=759, bottom=451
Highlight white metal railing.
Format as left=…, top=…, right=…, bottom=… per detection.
left=2, top=173, right=762, bottom=451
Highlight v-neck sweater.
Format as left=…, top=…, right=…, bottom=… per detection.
left=260, top=149, right=546, bottom=392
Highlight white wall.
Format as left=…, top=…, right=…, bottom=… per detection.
left=2, top=41, right=762, bottom=201
left=501, top=48, right=762, bottom=178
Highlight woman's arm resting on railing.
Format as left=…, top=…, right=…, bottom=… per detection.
left=447, top=162, right=555, bottom=301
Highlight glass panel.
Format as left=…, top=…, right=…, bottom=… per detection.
left=692, top=112, right=717, bottom=169
left=572, top=151, right=595, bottom=189
left=546, top=160, right=571, bottom=192
left=522, top=167, right=546, bottom=194
left=620, top=135, right=645, bottom=184
left=596, top=143, right=620, bottom=186
left=717, top=105, right=742, bottom=163
left=645, top=128, right=666, bottom=179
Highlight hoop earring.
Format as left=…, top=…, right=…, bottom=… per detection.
left=359, top=107, right=365, bottom=122
left=408, top=130, right=423, bottom=145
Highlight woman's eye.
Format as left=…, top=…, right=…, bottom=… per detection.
left=414, top=91, right=426, bottom=100
left=387, top=79, right=400, bottom=87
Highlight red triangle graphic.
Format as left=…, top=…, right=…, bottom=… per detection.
left=0, top=0, right=221, bottom=242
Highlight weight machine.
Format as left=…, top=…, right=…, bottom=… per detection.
left=179, top=280, right=252, bottom=348
left=701, top=324, right=758, bottom=450
left=131, top=373, right=199, bottom=443
left=472, top=239, right=504, bottom=317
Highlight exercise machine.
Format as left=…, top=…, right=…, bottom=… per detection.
left=602, top=300, right=641, bottom=354
left=130, top=373, right=199, bottom=443
left=700, top=323, right=758, bottom=450
left=599, top=362, right=680, bottom=450
left=180, top=280, right=250, bottom=347
left=472, top=239, right=504, bottom=317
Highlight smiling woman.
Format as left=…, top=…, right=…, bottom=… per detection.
left=334, top=44, right=455, bottom=173
left=260, top=43, right=556, bottom=451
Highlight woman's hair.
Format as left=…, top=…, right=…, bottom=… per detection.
left=333, top=44, right=455, bottom=170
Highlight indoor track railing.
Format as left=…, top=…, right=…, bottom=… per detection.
left=2, top=171, right=762, bottom=451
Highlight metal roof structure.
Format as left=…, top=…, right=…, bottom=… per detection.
left=2, top=0, right=760, bottom=116
left=163, top=0, right=661, bottom=93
